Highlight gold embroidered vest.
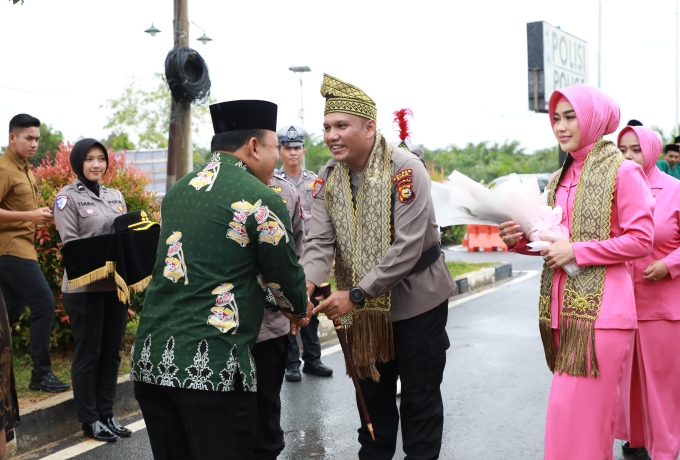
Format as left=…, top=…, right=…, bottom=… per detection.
left=324, top=133, right=394, bottom=382
left=539, top=138, right=623, bottom=378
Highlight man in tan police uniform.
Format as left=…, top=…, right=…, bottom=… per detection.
left=0, top=114, right=69, bottom=393
left=276, top=125, right=333, bottom=382
left=250, top=172, right=305, bottom=458
left=302, top=74, right=456, bottom=460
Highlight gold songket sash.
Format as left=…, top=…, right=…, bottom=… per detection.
left=539, top=138, right=623, bottom=378
left=325, top=133, right=394, bottom=381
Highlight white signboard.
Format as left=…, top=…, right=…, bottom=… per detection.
left=542, top=23, right=589, bottom=97
left=527, top=22, right=589, bottom=112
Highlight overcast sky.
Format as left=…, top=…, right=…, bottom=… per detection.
left=0, top=0, right=676, bottom=153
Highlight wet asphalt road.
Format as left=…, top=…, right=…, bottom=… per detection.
left=24, top=250, right=647, bottom=459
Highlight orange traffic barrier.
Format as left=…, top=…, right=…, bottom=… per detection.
left=462, top=224, right=508, bottom=252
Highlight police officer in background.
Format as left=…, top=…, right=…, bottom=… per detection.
left=276, top=125, right=333, bottom=382
left=250, top=173, right=305, bottom=458
left=53, top=138, right=132, bottom=442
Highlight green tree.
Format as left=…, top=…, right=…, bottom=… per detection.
left=423, top=141, right=559, bottom=184
left=193, top=146, right=211, bottom=170
left=101, top=131, right=135, bottom=151
left=303, top=134, right=331, bottom=174
left=29, top=123, right=63, bottom=167
left=102, top=73, right=214, bottom=150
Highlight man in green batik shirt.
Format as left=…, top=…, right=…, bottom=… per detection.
left=131, top=100, right=310, bottom=460
left=657, top=144, right=680, bottom=180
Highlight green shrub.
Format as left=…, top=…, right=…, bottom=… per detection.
left=441, top=226, right=467, bottom=246
left=11, top=143, right=158, bottom=351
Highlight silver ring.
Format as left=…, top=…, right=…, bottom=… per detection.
left=543, top=256, right=549, bottom=262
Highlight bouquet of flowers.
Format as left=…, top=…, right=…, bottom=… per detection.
left=440, top=171, right=580, bottom=276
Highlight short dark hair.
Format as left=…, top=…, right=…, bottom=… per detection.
left=664, top=144, right=680, bottom=154
left=210, top=129, right=268, bottom=153
left=9, top=114, right=40, bottom=134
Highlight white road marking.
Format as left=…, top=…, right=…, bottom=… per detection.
left=321, top=270, right=539, bottom=359
left=39, top=419, right=147, bottom=459
left=448, top=270, right=539, bottom=308
left=320, top=344, right=342, bottom=357
left=40, top=271, right=538, bottom=459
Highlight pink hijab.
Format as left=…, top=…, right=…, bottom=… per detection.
left=617, top=126, right=662, bottom=177
left=548, top=84, right=621, bottom=159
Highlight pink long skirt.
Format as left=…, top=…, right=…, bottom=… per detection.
left=615, top=320, right=680, bottom=460
left=544, top=328, right=634, bottom=460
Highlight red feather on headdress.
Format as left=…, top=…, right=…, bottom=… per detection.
left=393, top=108, right=413, bottom=142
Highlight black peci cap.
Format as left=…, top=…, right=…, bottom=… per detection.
left=664, top=144, right=680, bottom=154
left=209, top=100, right=277, bottom=135
left=674, top=136, right=680, bottom=144
left=626, top=119, right=643, bottom=126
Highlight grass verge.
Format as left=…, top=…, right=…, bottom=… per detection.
left=446, top=261, right=497, bottom=278
left=14, top=320, right=136, bottom=408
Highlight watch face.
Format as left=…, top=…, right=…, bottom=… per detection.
left=350, top=288, right=363, bottom=303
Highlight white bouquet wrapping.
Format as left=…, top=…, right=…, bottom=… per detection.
left=439, top=171, right=580, bottom=276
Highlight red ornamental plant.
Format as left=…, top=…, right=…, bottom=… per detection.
left=13, top=143, right=158, bottom=350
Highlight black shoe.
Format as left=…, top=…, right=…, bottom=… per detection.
left=82, top=421, right=117, bottom=442
left=285, top=367, right=301, bottom=382
left=302, top=362, right=333, bottom=377
left=622, top=441, right=649, bottom=457
left=103, top=416, right=132, bottom=437
left=29, top=372, right=70, bottom=393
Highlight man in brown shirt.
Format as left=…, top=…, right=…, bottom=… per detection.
left=0, top=114, right=69, bottom=393
left=302, top=75, right=456, bottom=459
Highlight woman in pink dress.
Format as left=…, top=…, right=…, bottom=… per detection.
left=498, top=84, right=654, bottom=459
left=615, top=126, right=680, bottom=460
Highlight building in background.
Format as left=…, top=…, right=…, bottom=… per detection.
left=125, top=149, right=168, bottom=194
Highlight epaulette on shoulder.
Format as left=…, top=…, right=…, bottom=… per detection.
left=273, top=174, right=296, bottom=191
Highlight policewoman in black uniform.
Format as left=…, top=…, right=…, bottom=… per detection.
left=53, top=139, right=131, bottom=442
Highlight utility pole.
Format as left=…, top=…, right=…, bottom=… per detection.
left=598, top=0, right=602, bottom=88
left=166, top=0, right=192, bottom=191
left=289, top=66, right=311, bottom=170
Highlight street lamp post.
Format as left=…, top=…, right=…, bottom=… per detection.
left=289, top=66, right=311, bottom=169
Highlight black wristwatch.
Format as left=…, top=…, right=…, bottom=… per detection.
left=349, top=286, right=365, bottom=306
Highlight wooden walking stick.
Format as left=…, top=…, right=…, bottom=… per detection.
left=315, top=283, right=375, bottom=441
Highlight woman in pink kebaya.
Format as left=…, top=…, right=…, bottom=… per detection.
left=615, top=126, right=680, bottom=460
left=498, top=84, right=654, bottom=459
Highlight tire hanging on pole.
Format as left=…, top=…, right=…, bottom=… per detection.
left=164, top=46, right=211, bottom=104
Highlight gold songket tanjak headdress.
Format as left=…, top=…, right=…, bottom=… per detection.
left=321, top=73, right=377, bottom=121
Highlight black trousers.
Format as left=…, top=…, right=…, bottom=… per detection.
left=357, top=300, right=450, bottom=460
left=0, top=255, right=56, bottom=377
left=134, top=381, right=257, bottom=460
left=287, top=312, right=321, bottom=369
left=63, top=291, right=127, bottom=423
left=252, top=335, right=288, bottom=460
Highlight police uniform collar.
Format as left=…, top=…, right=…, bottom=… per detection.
left=74, top=179, right=104, bottom=200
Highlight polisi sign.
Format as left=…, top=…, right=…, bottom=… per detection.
left=527, top=21, right=589, bottom=113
